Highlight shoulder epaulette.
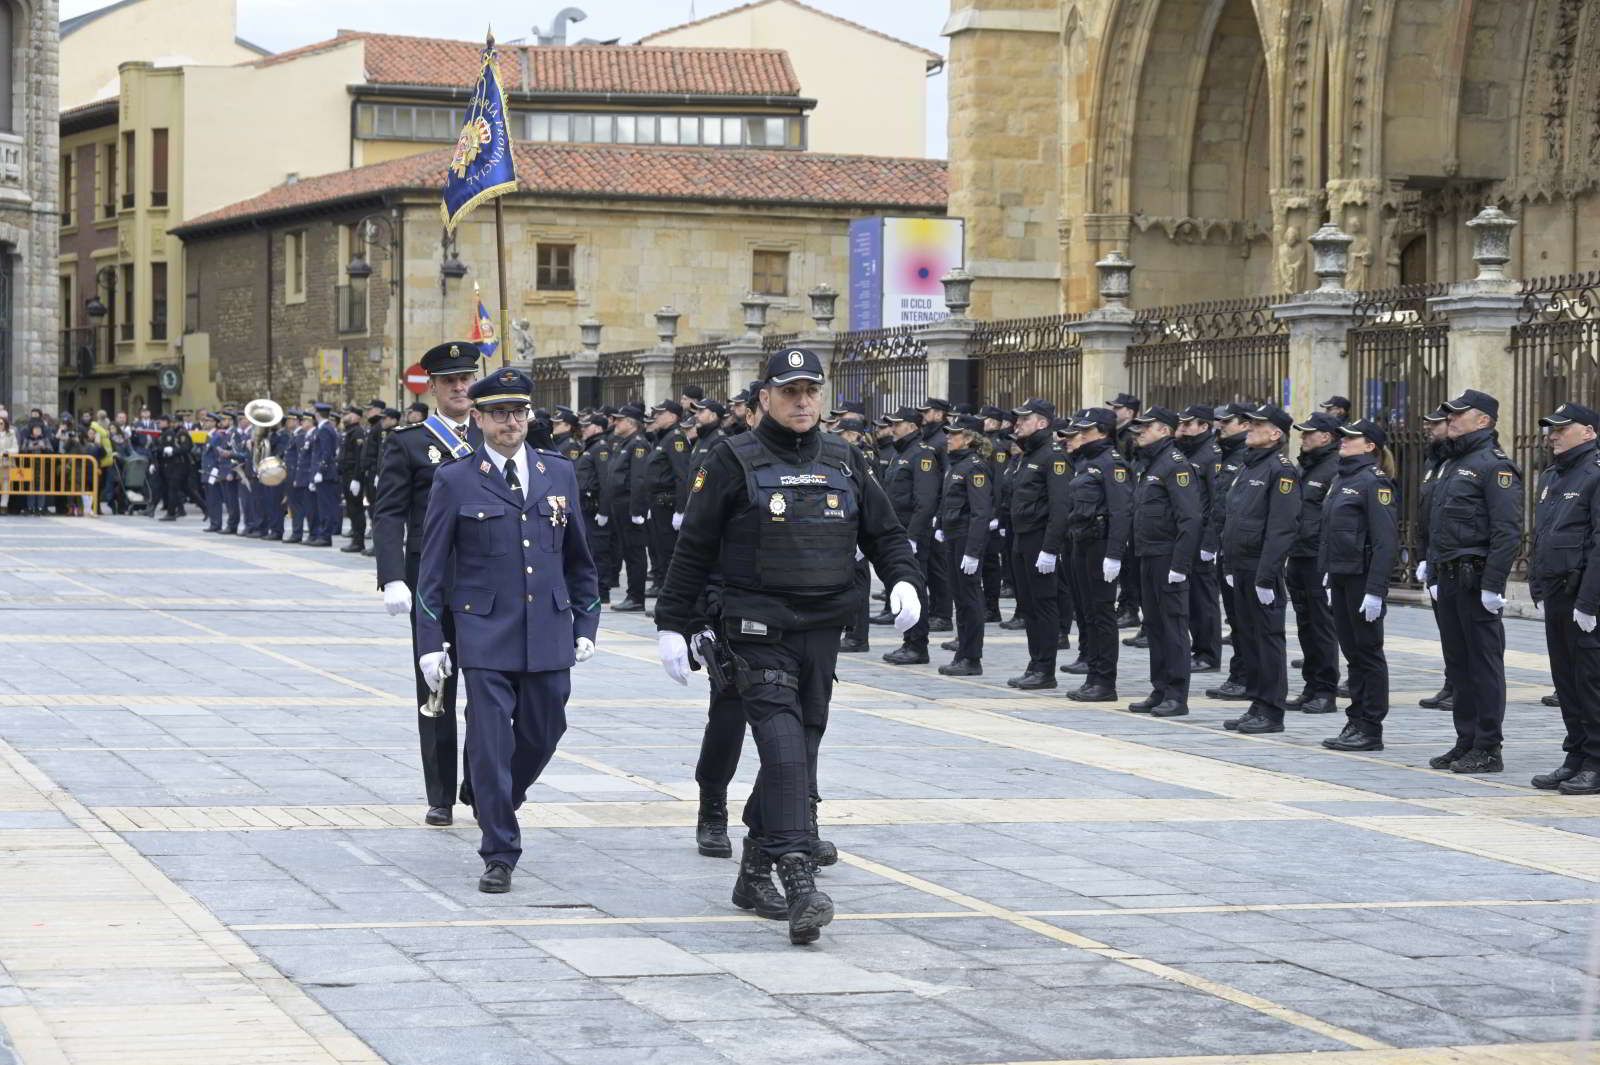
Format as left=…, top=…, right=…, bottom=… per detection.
left=1278, top=453, right=1295, bottom=467
left=394, top=423, right=421, bottom=432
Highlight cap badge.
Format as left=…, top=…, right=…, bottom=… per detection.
left=450, top=344, right=461, bottom=357
left=787, top=350, right=805, bottom=368
left=769, top=491, right=787, bottom=517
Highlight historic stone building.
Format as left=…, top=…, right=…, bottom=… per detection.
left=945, top=0, right=1600, bottom=317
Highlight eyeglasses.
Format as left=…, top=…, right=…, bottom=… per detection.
left=482, top=407, right=531, bottom=423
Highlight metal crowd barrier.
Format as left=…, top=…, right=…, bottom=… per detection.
left=4, top=454, right=102, bottom=511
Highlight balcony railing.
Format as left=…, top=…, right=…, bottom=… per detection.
left=59, top=326, right=97, bottom=376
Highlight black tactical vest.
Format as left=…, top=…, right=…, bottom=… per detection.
left=719, top=431, right=859, bottom=594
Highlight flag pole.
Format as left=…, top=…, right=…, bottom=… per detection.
left=494, top=197, right=510, bottom=367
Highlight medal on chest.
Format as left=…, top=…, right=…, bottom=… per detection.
left=427, top=445, right=442, bottom=465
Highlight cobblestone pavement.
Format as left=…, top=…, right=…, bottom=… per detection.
left=0, top=514, right=1597, bottom=1065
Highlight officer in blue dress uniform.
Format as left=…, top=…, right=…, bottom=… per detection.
left=308, top=402, right=341, bottom=546
left=285, top=411, right=311, bottom=543
left=415, top=367, right=601, bottom=893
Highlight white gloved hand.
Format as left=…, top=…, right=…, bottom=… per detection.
left=1167, top=570, right=1187, bottom=584
left=658, top=631, right=690, bottom=685
left=1326, top=588, right=1333, bottom=607
left=960, top=554, right=979, bottom=575
left=574, top=636, right=595, bottom=663
left=313, top=472, right=323, bottom=485
left=908, top=538, right=918, bottom=556
left=162, top=446, right=173, bottom=457
left=934, top=529, right=946, bottom=543
left=854, top=546, right=864, bottom=562
left=207, top=470, right=218, bottom=485
left=596, top=514, right=609, bottom=527
left=889, top=580, right=922, bottom=632
left=1427, top=584, right=1438, bottom=601
left=418, top=649, right=452, bottom=692
left=630, top=515, right=645, bottom=526
left=382, top=580, right=412, bottom=617
left=1360, top=594, right=1383, bottom=623
left=1416, top=560, right=1430, bottom=583
left=1256, top=585, right=1275, bottom=606
left=1102, top=558, right=1121, bottom=583
left=1577, top=610, right=1597, bottom=633
left=1200, top=550, right=1217, bottom=564
left=998, top=528, right=1007, bottom=538
left=1534, top=601, right=1545, bottom=619
left=1225, top=574, right=1235, bottom=588
left=349, top=479, right=361, bottom=497
left=1322, top=573, right=1330, bottom=587
left=1481, top=590, right=1505, bottom=614
left=1035, top=552, right=1057, bottom=575
left=988, top=518, right=999, bottom=531
left=671, top=512, right=683, bottom=531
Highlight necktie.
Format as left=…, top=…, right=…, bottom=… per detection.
left=454, top=423, right=468, bottom=441
left=504, top=459, right=523, bottom=503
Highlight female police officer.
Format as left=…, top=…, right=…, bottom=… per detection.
left=1315, top=418, right=1399, bottom=751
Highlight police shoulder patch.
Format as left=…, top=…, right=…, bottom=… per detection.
left=1053, top=460, right=1067, bottom=475
left=972, top=472, right=986, bottom=487
left=1278, top=476, right=1294, bottom=494
left=1114, top=467, right=1127, bottom=482
left=1497, top=469, right=1514, bottom=489
left=1175, top=470, right=1191, bottom=487
left=673, top=439, right=685, bottom=452
left=692, top=467, right=707, bottom=493
left=1377, top=486, right=1393, bottom=506
left=920, top=457, right=934, bottom=472
left=634, top=447, right=646, bottom=458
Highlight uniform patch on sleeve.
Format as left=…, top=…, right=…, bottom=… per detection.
left=1497, top=470, right=1514, bottom=489
left=1278, top=476, right=1294, bottom=494
left=692, top=467, right=707, bottom=493
left=1377, top=486, right=1393, bottom=506
left=1114, top=468, right=1127, bottom=482
left=674, top=439, right=685, bottom=452
left=972, top=473, right=986, bottom=487
left=1175, top=471, right=1191, bottom=487
left=1053, top=460, right=1067, bottom=476
left=920, top=457, right=934, bottom=472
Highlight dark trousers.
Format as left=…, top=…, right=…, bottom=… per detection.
left=732, top=626, right=837, bottom=859
left=1330, top=574, right=1388, bottom=735
left=464, top=666, right=568, bottom=868
left=900, top=535, right=933, bottom=651
left=584, top=511, right=613, bottom=595
left=1067, top=539, right=1118, bottom=688
left=344, top=488, right=366, bottom=543
left=1286, top=556, right=1340, bottom=696
left=927, top=535, right=952, bottom=621
left=263, top=483, right=285, bottom=536
left=1057, top=555, right=1076, bottom=639
left=239, top=480, right=258, bottom=532
left=222, top=480, right=240, bottom=531
left=1543, top=590, right=1600, bottom=766
left=314, top=482, right=341, bottom=540
left=1189, top=558, right=1221, bottom=665
left=405, top=552, right=469, bottom=809
left=160, top=466, right=184, bottom=516
left=982, top=542, right=1003, bottom=613
left=1118, top=552, right=1142, bottom=617
left=289, top=485, right=308, bottom=538
left=1436, top=564, right=1506, bottom=750
left=1013, top=530, right=1058, bottom=674
left=844, top=557, right=871, bottom=644
left=609, top=509, right=648, bottom=599
left=1220, top=576, right=1246, bottom=683
left=1231, top=567, right=1289, bottom=719
left=648, top=505, right=676, bottom=582
left=949, top=540, right=985, bottom=661
left=696, top=686, right=748, bottom=798
left=1139, top=553, right=1191, bottom=705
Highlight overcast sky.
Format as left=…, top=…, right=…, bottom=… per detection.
left=60, top=0, right=951, bottom=157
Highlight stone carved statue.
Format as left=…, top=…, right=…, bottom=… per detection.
left=1276, top=225, right=1305, bottom=293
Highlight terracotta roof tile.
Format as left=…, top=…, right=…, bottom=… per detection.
left=176, top=143, right=946, bottom=234
left=639, top=0, right=944, bottom=65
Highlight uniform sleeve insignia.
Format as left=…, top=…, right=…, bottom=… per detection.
left=972, top=473, right=986, bottom=487
left=427, top=445, right=442, bottom=464
left=1053, top=460, right=1067, bottom=475
left=1175, top=471, right=1191, bottom=487
left=1278, top=477, right=1294, bottom=494
left=1114, top=468, right=1127, bottom=482
left=634, top=447, right=646, bottom=458
left=1497, top=470, right=1513, bottom=489
left=1214, top=462, right=1222, bottom=474
left=692, top=467, right=707, bottom=493
left=674, top=439, right=685, bottom=452
left=920, top=458, right=934, bottom=472
left=1377, top=486, right=1393, bottom=506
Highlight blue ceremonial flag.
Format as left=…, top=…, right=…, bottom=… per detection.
left=441, top=34, right=519, bottom=234
left=469, top=282, right=498, bottom=361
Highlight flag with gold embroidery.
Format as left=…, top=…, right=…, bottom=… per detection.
left=441, top=33, right=519, bottom=234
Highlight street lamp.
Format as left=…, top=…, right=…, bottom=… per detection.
left=84, top=264, right=117, bottom=320
left=439, top=232, right=468, bottom=296
left=345, top=212, right=401, bottom=291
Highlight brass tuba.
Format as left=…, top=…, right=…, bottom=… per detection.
left=245, top=399, right=289, bottom=486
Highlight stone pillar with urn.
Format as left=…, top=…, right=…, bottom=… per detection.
left=1431, top=206, right=1522, bottom=442
left=639, top=307, right=680, bottom=405
left=722, top=294, right=770, bottom=401
left=1075, top=252, right=1138, bottom=411
left=564, top=316, right=602, bottom=410
left=802, top=284, right=839, bottom=413
left=920, top=269, right=976, bottom=405
left=1272, top=223, right=1359, bottom=419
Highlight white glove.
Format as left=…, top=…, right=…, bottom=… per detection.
left=854, top=547, right=864, bottom=562
left=1322, top=574, right=1330, bottom=587
left=1577, top=610, right=1597, bottom=633
left=418, top=649, right=452, bottom=692
left=1167, top=570, right=1186, bottom=584
left=630, top=515, right=645, bottom=526
left=1534, top=601, right=1545, bottom=619
left=163, top=446, right=173, bottom=457
left=1200, top=550, right=1217, bottom=563
left=1035, top=552, right=1057, bottom=575
left=382, top=580, right=412, bottom=617
left=658, top=631, right=690, bottom=685
left=671, top=512, right=683, bottom=531
left=1360, top=594, right=1383, bottom=623
left=349, top=480, right=361, bottom=497
left=1256, top=585, right=1275, bottom=606
left=960, top=554, right=979, bottom=575
left=908, top=538, right=918, bottom=556
left=313, top=472, right=323, bottom=485
left=1427, top=584, right=1438, bottom=601
left=1416, top=561, right=1429, bottom=583
left=998, top=528, right=1006, bottom=538
left=988, top=518, right=999, bottom=531
left=1102, top=558, right=1121, bottom=583
left=207, top=470, right=218, bottom=485
left=574, top=636, right=595, bottom=663
left=934, top=529, right=945, bottom=543
left=889, top=580, right=921, bottom=632
left=596, top=514, right=609, bottom=527
left=1481, top=590, right=1505, bottom=614
left=1326, top=588, right=1333, bottom=607
left=1225, top=574, right=1235, bottom=588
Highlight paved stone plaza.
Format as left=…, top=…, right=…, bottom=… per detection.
left=0, top=515, right=1597, bottom=1065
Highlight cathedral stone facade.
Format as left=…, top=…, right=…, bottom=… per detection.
left=945, top=0, right=1600, bottom=317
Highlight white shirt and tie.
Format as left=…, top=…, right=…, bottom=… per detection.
left=484, top=444, right=526, bottom=503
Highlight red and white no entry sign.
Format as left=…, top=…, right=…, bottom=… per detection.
left=403, top=363, right=429, bottom=394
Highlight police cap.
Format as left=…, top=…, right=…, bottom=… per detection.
left=1072, top=407, right=1118, bottom=433
left=312, top=402, right=333, bottom=415
left=1320, top=395, right=1352, bottom=412
left=1539, top=402, right=1600, bottom=429
left=764, top=348, right=825, bottom=385
left=616, top=402, right=647, bottom=422
left=1246, top=404, right=1294, bottom=433
left=1339, top=417, right=1389, bottom=448
left=1292, top=411, right=1343, bottom=433
left=1442, top=389, right=1500, bottom=419
left=698, top=399, right=728, bottom=418
left=884, top=405, right=920, bottom=423
left=1106, top=392, right=1143, bottom=412
left=1177, top=404, right=1215, bottom=424
left=653, top=399, right=685, bottom=418
left=1012, top=397, right=1056, bottom=420
left=918, top=397, right=952, bottom=413
left=1132, top=406, right=1179, bottom=429
left=468, top=368, right=533, bottom=408
left=949, top=413, right=985, bottom=434
left=420, top=341, right=480, bottom=377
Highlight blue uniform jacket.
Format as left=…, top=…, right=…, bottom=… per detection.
left=312, top=420, right=339, bottom=480
left=416, top=445, right=601, bottom=672
left=290, top=428, right=313, bottom=487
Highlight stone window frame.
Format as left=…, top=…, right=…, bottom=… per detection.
left=750, top=247, right=792, bottom=300
left=284, top=230, right=307, bottom=305
left=525, top=230, right=585, bottom=307
left=60, top=149, right=75, bottom=229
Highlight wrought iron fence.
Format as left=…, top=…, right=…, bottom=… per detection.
left=671, top=341, right=729, bottom=400
left=970, top=314, right=1083, bottom=411
left=828, top=325, right=928, bottom=420
left=1347, top=283, right=1452, bottom=585
left=1125, top=296, right=1290, bottom=412
left=595, top=350, right=645, bottom=409
left=527, top=355, right=569, bottom=412
left=762, top=331, right=801, bottom=352
left=1511, top=271, right=1600, bottom=569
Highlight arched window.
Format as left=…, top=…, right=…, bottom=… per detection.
left=0, top=4, right=13, bottom=135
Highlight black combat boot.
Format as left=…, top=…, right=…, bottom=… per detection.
left=775, top=852, right=834, bottom=945
left=808, top=799, right=837, bottom=867
left=696, top=793, right=731, bottom=858
left=731, top=837, right=788, bottom=920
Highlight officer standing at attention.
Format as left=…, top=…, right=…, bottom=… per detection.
left=834, top=413, right=876, bottom=654
left=415, top=368, right=600, bottom=893
left=1423, top=389, right=1522, bottom=774
left=607, top=404, right=651, bottom=612
left=1220, top=405, right=1301, bottom=734
left=575, top=414, right=613, bottom=603
left=339, top=405, right=369, bottom=554
left=1414, top=407, right=1455, bottom=714
left=286, top=412, right=312, bottom=543
left=1108, top=393, right=1144, bottom=631
left=1285, top=412, right=1343, bottom=714
left=552, top=410, right=585, bottom=462
left=1061, top=408, right=1132, bottom=701
left=643, top=400, right=693, bottom=566
left=655, top=348, right=922, bottom=946
left=1007, top=398, right=1072, bottom=689
left=936, top=413, right=994, bottom=676
left=1175, top=405, right=1223, bottom=673
left=1527, top=404, right=1600, bottom=792
left=155, top=415, right=192, bottom=521
left=918, top=398, right=954, bottom=632
left=1204, top=405, right=1253, bottom=698
left=880, top=406, right=942, bottom=665
left=309, top=402, right=341, bottom=547
left=1316, top=419, right=1399, bottom=751
left=1125, top=407, right=1202, bottom=716
left=373, top=341, right=482, bottom=825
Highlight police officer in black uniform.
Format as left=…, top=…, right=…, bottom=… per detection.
left=1176, top=405, right=1223, bottom=673
left=552, top=409, right=585, bottom=462
left=338, top=405, right=368, bottom=553
left=1285, top=411, right=1343, bottom=714
left=1317, top=419, right=1400, bottom=751
left=1422, top=389, right=1522, bottom=774
left=936, top=414, right=994, bottom=676
left=641, top=400, right=693, bottom=578
left=1219, top=404, right=1300, bottom=734
left=1204, top=404, right=1253, bottom=697
left=1415, top=406, right=1455, bottom=713
left=1528, top=403, right=1600, bottom=792
left=608, top=403, right=651, bottom=611
left=1108, top=393, right=1144, bottom=630
left=918, top=398, right=954, bottom=632
left=880, top=406, right=942, bottom=665
left=1007, top=398, right=1072, bottom=689
left=834, top=412, right=876, bottom=654
left=1061, top=408, right=1132, bottom=701
left=655, top=348, right=922, bottom=946
left=575, top=414, right=613, bottom=602
left=154, top=416, right=193, bottom=521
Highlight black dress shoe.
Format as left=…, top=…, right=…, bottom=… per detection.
left=1558, top=768, right=1600, bottom=795
left=1543, top=692, right=1562, bottom=708
left=159, top=514, right=178, bottom=522
left=1291, top=657, right=1304, bottom=669
left=1009, top=671, right=1056, bottom=690
left=1337, top=683, right=1350, bottom=699
left=999, top=614, right=1028, bottom=630
left=1205, top=681, right=1250, bottom=700
left=1150, top=700, right=1189, bottom=718
left=882, top=645, right=929, bottom=665
left=984, top=609, right=1002, bottom=623
left=1418, top=687, right=1452, bottom=708
left=938, top=658, right=982, bottom=677
left=869, top=610, right=896, bottom=626
left=697, top=795, right=732, bottom=858
left=284, top=534, right=302, bottom=543
left=268, top=532, right=284, bottom=541
left=424, top=806, right=452, bottom=826
left=1323, top=729, right=1383, bottom=751
left=1123, top=631, right=1150, bottom=649
left=1533, top=765, right=1581, bottom=790
left=340, top=541, right=364, bottom=553
left=1115, top=609, right=1141, bottom=629
left=1191, top=657, right=1220, bottom=673
left=1234, top=713, right=1284, bottom=734
left=1299, top=694, right=1337, bottom=715
left=941, top=638, right=959, bottom=652
left=838, top=637, right=870, bottom=653
left=1287, top=690, right=1308, bottom=708
left=1067, top=684, right=1117, bottom=702
left=1059, top=656, right=1090, bottom=675
left=645, top=583, right=663, bottom=598
left=1450, top=747, right=1503, bottom=774
left=1429, top=747, right=1467, bottom=770
left=928, top=617, right=953, bottom=633
left=612, top=598, right=647, bottom=612
left=306, top=538, right=332, bottom=547
left=1127, top=693, right=1160, bottom=713
left=478, top=861, right=512, bottom=893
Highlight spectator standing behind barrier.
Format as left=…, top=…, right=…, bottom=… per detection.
left=20, top=423, right=51, bottom=513
left=0, top=415, right=15, bottom=513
